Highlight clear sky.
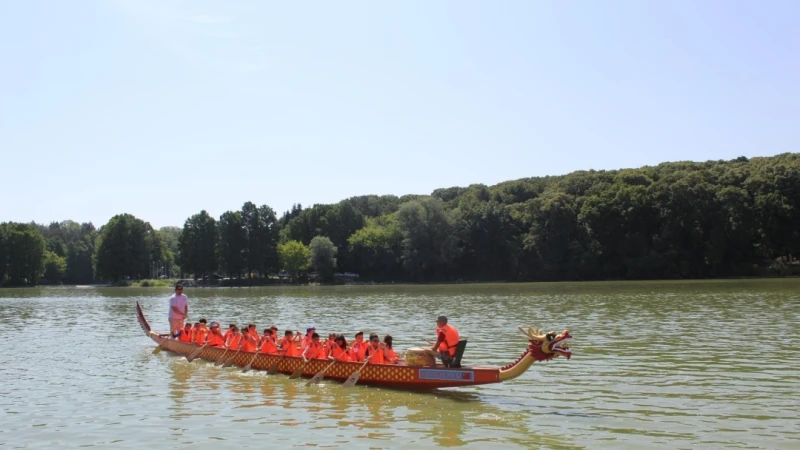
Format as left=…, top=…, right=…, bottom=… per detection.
left=1, top=1, right=798, bottom=229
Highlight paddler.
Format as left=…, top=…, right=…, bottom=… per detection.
left=259, top=328, right=278, bottom=354
left=178, top=321, right=193, bottom=343
left=384, top=335, right=398, bottom=364
left=329, top=335, right=352, bottom=361
left=301, top=333, right=325, bottom=361
left=279, top=330, right=299, bottom=357
left=206, top=322, right=225, bottom=347
left=241, top=323, right=258, bottom=352
left=223, top=323, right=236, bottom=342
left=227, top=326, right=243, bottom=350
left=364, top=333, right=387, bottom=364
left=351, top=331, right=367, bottom=362
left=194, top=319, right=209, bottom=345
left=431, top=315, right=460, bottom=367
left=300, top=326, right=316, bottom=353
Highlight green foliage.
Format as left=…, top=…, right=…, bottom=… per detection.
left=1, top=222, right=46, bottom=286
left=66, top=240, right=94, bottom=284
left=278, top=240, right=310, bottom=281
left=178, top=210, right=218, bottom=279
left=242, top=202, right=280, bottom=277
left=396, top=197, right=460, bottom=281
left=94, top=214, right=155, bottom=281
left=42, top=250, right=67, bottom=283
left=309, top=235, right=338, bottom=281
left=348, top=215, right=403, bottom=280
left=217, top=210, right=247, bottom=278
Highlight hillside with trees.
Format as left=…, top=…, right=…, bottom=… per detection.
left=1, top=153, right=799, bottom=286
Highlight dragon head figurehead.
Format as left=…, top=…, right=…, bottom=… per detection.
left=518, top=326, right=572, bottom=361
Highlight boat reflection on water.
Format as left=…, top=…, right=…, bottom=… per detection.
left=160, top=355, right=571, bottom=447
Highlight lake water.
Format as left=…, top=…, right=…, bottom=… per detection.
left=1, top=280, right=798, bottom=449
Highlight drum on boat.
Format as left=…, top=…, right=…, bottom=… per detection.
left=405, top=347, right=436, bottom=367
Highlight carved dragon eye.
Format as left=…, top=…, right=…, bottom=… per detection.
left=546, top=332, right=555, bottom=341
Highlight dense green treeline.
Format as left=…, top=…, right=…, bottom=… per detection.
left=2, top=153, right=799, bottom=286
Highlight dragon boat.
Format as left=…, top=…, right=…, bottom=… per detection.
left=136, top=302, right=572, bottom=389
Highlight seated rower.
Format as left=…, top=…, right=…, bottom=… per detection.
left=206, top=322, right=225, bottom=347
left=226, top=326, right=243, bottom=350
left=329, top=334, right=352, bottom=361
left=280, top=330, right=299, bottom=357
left=223, top=323, right=236, bottom=342
left=324, top=333, right=336, bottom=354
left=259, top=328, right=278, bottom=354
left=351, top=331, right=367, bottom=362
left=300, top=326, right=316, bottom=352
left=431, top=315, right=460, bottom=367
left=302, top=333, right=326, bottom=360
left=364, top=333, right=387, bottom=364
left=384, top=335, right=398, bottom=364
left=178, top=322, right=194, bottom=343
left=241, top=324, right=258, bottom=352
left=194, top=319, right=209, bottom=345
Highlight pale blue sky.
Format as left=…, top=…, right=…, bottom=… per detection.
left=1, top=1, right=798, bottom=228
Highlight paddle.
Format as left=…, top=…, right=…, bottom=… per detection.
left=267, top=337, right=293, bottom=374
left=342, top=352, right=376, bottom=388
left=186, top=343, right=209, bottom=362
left=242, top=339, right=268, bottom=373
left=290, top=344, right=322, bottom=379
left=305, top=357, right=338, bottom=386
left=214, top=346, right=231, bottom=366
left=152, top=337, right=168, bottom=354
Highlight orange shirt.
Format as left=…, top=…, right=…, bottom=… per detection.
left=365, top=344, right=386, bottom=364
left=437, top=324, right=460, bottom=357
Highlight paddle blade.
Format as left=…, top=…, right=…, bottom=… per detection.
left=342, top=371, right=360, bottom=388
left=267, top=360, right=280, bottom=374
left=152, top=343, right=165, bottom=354
left=214, top=350, right=229, bottom=366
left=289, top=365, right=304, bottom=379
left=305, top=371, right=325, bottom=386
left=186, top=347, right=203, bottom=362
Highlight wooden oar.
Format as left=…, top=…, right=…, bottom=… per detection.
left=221, top=347, right=243, bottom=368
left=242, top=340, right=267, bottom=373
left=186, top=343, right=209, bottom=362
left=214, top=346, right=231, bottom=366
left=152, top=337, right=168, bottom=354
left=290, top=345, right=323, bottom=379
left=267, top=352, right=286, bottom=374
left=342, top=352, right=375, bottom=388
left=305, top=358, right=339, bottom=386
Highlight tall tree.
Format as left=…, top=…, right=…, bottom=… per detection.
left=2, top=223, right=46, bottom=286
left=278, top=240, right=310, bottom=282
left=217, top=210, right=247, bottom=278
left=309, top=235, right=338, bottom=281
left=395, top=197, right=460, bottom=281
left=241, top=202, right=280, bottom=277
left=94, top=214, right=153, bottom=281
left=178, top=210, right=218, bottom=279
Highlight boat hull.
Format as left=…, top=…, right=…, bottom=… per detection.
left=137, top=302, right=501, bottom=389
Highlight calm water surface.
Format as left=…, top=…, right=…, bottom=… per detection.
left=1, top=280, right=798, bottom=449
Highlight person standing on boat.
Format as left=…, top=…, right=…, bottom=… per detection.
left=168, top=284, right=188, bottom=337
left=431, top=315, right=459, bottom=367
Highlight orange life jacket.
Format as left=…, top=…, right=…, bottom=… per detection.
left=179, top=328, right=193, bottom=343
left=241, top=331, right=257, bottom=352
left=304, top=342, right=325, bottom=359
left=207, top=332, right=225, bottom=347
left=223, top=329, right=232, bottom=342
left=331, top=346, right=351, bottom=361
left=365, top=344, right=386, bottom=364
left=351, top=341, right=367, bottom=362
left=387, top=348, right=398, bottom=364
left=280, top=337, right=298, bottom=357
left=437, top=324, right=460, bottom=357
left=228, top=333, right=242, bottom=349
left=260, top=336, right=278, bottom=354
left=194, top=327, right=208, bottom=345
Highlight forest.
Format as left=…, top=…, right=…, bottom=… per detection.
left=1, top=153, right=799, bottom=286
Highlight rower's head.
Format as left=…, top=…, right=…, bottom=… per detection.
left=355, top=331, right=364, bottom=342
left=199, top=318, right=207, bottom=327
left=284, top=330, right=293, bottom=337
left=194, top=322, right=201, bottom=328
left=229, top=324, right=236, bottom=330
left=263, top=328, right=272, bottom=336
left=369, top=333, right=380, bottom=347
left=436, top=315, right=448, bottom=327
left=335, top=334, right=347, bottom=348
left=231, top=326, right=239, bottom=333
left=311, top=333, right=320, bottom=343
left=270, top=325, right=278, bottom=333
left=183, top=322, right=192, bottom=330
left=248, top=323, right=256, bottom=332
left=383, top=335, right=393, bottom=348
left=209, top=322, right=221, bottom=333
left=306, top=326, right=316, bottom=336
